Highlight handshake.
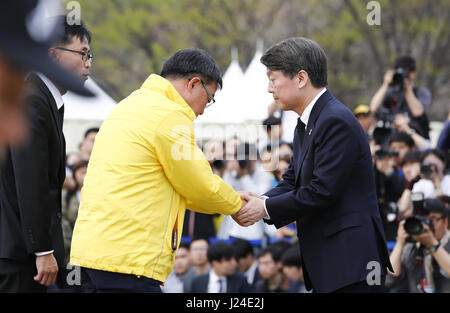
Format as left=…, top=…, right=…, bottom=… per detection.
left=232, top=191, right=269, bottom=227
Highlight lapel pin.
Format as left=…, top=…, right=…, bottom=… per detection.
left=309, top=129, right=312, bottom=136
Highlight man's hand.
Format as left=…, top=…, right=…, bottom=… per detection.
left=412, top=224, right=439, bottom=248
left=232, top=192, right=267, bottom=227
left=396, top=220, right=410, bottom=246
left=34, top=253, right=58, bottom=286
left=383, top=70, right=394, bottom=86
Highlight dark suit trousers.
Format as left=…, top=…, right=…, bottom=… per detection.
left=0, top=259, right=47, bottom=293
left=80, top=267, right=162, bottom=293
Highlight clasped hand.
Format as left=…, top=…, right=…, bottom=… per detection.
left=232, top=191, right=268, bottom=227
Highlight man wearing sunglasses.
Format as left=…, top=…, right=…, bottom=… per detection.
left=70, top=48, right=245, bottom=292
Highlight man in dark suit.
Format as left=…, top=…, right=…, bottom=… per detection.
left=234, top=37, right=393, bottom=293
left=191, top=241, right=252, bottom=293
left=0, top=15, right=92, bottom=292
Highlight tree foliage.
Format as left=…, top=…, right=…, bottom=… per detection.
left=72, top=0, right=449, bottom=120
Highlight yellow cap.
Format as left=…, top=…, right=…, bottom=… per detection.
left=353, top=104, right=371, bottom=116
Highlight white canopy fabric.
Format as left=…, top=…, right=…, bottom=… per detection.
left=196, top=48, right=274, bottom=125
left=63, top=78, right=116, bottom=121
left=242, top=50, right=274, bottom=122
left=195, top=58, right=246, bottom=124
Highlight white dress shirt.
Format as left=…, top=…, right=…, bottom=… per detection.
left=208, top=270, right=227, bottom=293
left=264, top=88, right=327, bottom=218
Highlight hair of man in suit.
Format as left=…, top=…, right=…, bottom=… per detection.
left=51, top=15, right=92, bottom=45
left=260, top=37, right=328, bottom=88
left=231, top=239, right=256, bottom=273
left=207, top=241, right=237, bottom=277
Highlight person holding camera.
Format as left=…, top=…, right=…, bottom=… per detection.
left=387, top=198, right=450, bottom=293
left=370, top=56, right=431, bottom=139
left=412, top=149, right=450, bottom=201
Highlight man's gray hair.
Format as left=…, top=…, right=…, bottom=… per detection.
left=260, top=37, right=328, bottom=88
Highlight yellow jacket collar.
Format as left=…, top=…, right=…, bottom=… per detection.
left=141, top=74, right=196, bottom=121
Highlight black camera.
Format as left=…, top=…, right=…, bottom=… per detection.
left=420, top=162, right=436, bottom=179
left=404, top=192, right=434, bottom=235
left=375, top=149, right=399, bottom=159
left=391, top=68, right=409, bottom=91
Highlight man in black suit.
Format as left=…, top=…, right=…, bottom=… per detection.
left=231, top=239, right=263, bottom=289
left=191, top=241, right=252, bottom=293
left=234, top=37, right=393, bottom=293
left=0, top=14, right=93, bottom=292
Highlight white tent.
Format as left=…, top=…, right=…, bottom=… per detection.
left=63, top=78, right=117, bottom=121
left=195, top=50, right=246, bottom=124
left=242, top=46, right=274, bottom=122
left=62, top=78, right=117, bottom=152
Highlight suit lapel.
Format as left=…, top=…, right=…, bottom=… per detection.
left=294, top=90, right=332, bottom=186
left=28, top=73, right=65, bottom=183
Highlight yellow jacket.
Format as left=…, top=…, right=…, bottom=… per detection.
left=70, top=74, right=241, bottom=284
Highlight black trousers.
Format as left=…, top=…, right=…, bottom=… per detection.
left=80, top=267, right=162, bottom=293
left=0, top=258, right=47, bottom=293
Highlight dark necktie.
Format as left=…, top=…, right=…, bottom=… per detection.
left=296, top=117, right=306, bottom=148
left=58, top=105, right=65, bottom=130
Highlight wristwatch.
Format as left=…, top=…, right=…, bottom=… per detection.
left=429, top=241, right=441, bottom=253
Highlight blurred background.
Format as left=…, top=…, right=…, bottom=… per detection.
left=63, top=0, right=450, bottom=152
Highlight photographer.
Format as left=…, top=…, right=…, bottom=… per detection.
left=412, top=149, right=450, bottom=201
left=370, top=56, right=431, bottom=139
left=374, top=132, right=415, bottom=241
left=387, top=198, right=450, bottom=292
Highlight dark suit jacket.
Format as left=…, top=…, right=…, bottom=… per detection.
left=0, top=73, right=66, bottom=271
left=190, top=271, right=252, bottom=293
left=264, top=90, right=393, bottom=293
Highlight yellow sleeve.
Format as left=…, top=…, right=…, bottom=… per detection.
left=153, top=112, right=241, bottom=215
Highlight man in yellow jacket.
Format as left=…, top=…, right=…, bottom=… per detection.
left=70, top=48, right=243, bottom=292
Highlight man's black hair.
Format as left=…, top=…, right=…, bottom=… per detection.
left=84, top=127, right=99, bottom=138
left=388, top=131, right=415, bottom=148
left=394, top=56, right=416, bottom=72
left=420, top=148, right=447, bottom=165
left=401, top=150, right=423, bottom=167
left=207, top=241, right=234, bottom=263
left=258, top=243, right=287, bottom=263
left=179, top=241, right=191, bottom=250
left=281, top=245, right=301, bottom=268
left=424, top=198, right=448, bottom=218
left=52, top=15, right=92, bottom=45
left=231, top=239, right=254, bottom=261
left=261, top=37, right=328, bottom=88
left=160, top=48, right=223, bottom=89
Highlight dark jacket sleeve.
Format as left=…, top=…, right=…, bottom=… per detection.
left=265, top=116, right=360, bottom=227
left=10, top=94, right=53, bottom=254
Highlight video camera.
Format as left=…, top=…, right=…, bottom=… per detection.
left=404, top=192, right=433, bottom=235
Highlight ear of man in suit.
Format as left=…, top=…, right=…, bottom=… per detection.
left=232, top=192, right=267, bottom=227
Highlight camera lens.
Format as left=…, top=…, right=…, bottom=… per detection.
left=404, top=216, right=424, bottom=235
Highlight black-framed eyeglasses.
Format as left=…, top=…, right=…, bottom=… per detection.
left=188, top=78, right=216, bottom=108
left=55, top=47, right=93, bottom=63
left=200, top=80, right=216, bottom=108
